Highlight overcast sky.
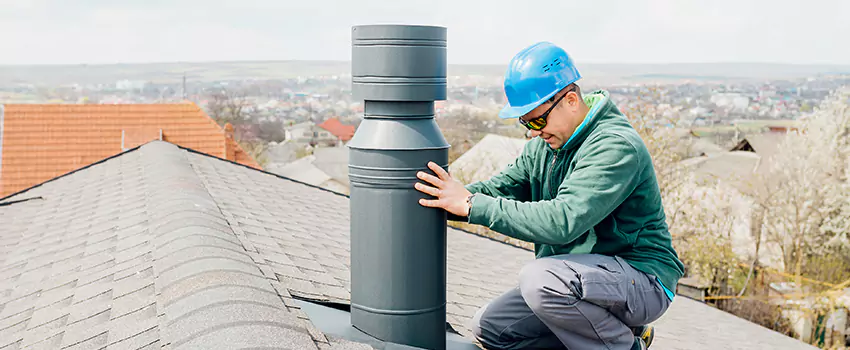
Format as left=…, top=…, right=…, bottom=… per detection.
left=0, top=0, right=848, bottom=65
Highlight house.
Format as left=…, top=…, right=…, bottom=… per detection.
left=0, top=103, right=259, bottom=197
left=263, top=140, right=301, bottom=164
left=265, top=146, right=350, bottom=194
left=284, top=121, right=338, bottom=147
left=0, top=140, right=817, bottom=349
left=678, top=148, right=787, bottom=271
left=730, top=133, right=786, bottom=173
left=449, top=134, right=528, bottom=185
left=317, top=118, right=356, bottom=144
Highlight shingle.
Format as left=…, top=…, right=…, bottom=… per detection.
left=0, top=339, right=21, bottom=350
left=290, top=256, right=327, bottom=273
left=82, top=236, right=118, bottom=258
left=113, top=233, right=150, bottom=254
left=320, top=285, right=349, bottom=302
left=152, top=231, right=242, bottom=260
left=0, top=293, right=38, bottom=320
left=0, top=141, right=820, bottom=350
left=111, top=285, right=155, bottom=319
left=14, top=262, right=52, bottom=287
left=22, top=330, right=64, bottom=350
left=106, top=303, right=157, bottom=346
left=59, top=309, right=110, bottom=348
left=162, top=284, right=282, bottom=325
left=20, top=314, right=67, bottom=348
left=113, top=253, right=153, bottom=281
left=62, top=331, right=109, bottom=350
left=162, top=293, right=310, bottom=349
left=158, top=270, right=272, bottom=308
left=308, top=271, right=343, bottom=288
left=275, top=276, right=325, bottom=300
left=27, top=296, right=71, bottom=329
left=0, top=312, right=29, bottom=347
left=268, top=262, right=308, bottom=280
left=150, top=216, right=232, bottom=239
left=105, top=326, right=157, bottom=349
left=39, top=265, right=82, bottom=294
left=155, top=246, right=253, bottom=278
left=67, top=290, right=112, bottom=325
left=72, top=274, right=114, bottom=304
left=157, top=257, right=262, bottom=295
left=33, top=281, right=77, bottom=311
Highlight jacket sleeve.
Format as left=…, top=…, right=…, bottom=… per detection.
left=467, top=133, right=642, bottom=245
left=461, top=141, right=533, bottom=202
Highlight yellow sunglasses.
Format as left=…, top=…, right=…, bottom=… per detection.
left=519, top=87, right=573, bottom=131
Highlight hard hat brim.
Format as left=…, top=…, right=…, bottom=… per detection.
left=498, top=89, right=559, bottom=119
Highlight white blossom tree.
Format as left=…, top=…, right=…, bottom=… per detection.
left=752, top=88, right=850, bottom=284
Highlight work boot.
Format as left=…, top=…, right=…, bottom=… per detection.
left=631, top=336, right=647, bottom=350
left=632, top=325, right=655, bottom=348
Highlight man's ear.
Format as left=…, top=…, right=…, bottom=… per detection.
left=567, top=91, right=580, bottom=108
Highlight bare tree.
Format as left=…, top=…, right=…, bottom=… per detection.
left=206, top=88, right=250, bottom=126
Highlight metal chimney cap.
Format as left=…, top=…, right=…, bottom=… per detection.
left=352, top=24, right=447, bottom=41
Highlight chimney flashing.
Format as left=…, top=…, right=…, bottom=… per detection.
left=294, top=298, right=478, bottom=350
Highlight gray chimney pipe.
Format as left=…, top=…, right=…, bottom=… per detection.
left=348, top=24, right=449, bottom=349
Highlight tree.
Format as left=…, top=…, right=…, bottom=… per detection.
left=205, top=88, right=250, bottom=126
left=202, top=88, right=273, bottom=168
left=752, top=88, right=850, bottom=285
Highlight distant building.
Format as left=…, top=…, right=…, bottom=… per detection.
left=677, top=132, right=792, bottom=272
left=317, top=118, right=356, bottom=145
left=449, top=134, right=528, bottom=185
left=711, top=92, right=750, bottom=111
left=265, top=146, right=350, bottom=195
left=284, top=121, right=338, bottom=147
left=263, top=140, right=301, bottom=165
left=0, top=103, right=259, bottom=197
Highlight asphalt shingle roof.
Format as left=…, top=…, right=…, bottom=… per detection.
left=0, top=141, right=816, bottom=349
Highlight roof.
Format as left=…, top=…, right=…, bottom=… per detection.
left=0, top=141, right=816, bottom=349
left=682, top=151, right=761, bottom=186
left=311, top=147, right=349, bottom=186
left=264, top=140, right=299, bottom=164
left=0, top=103, right=259, bottom=197
left=731, top=132, right=787, bottom=173
left=265, top=146, right=350, bottom=192
left=317, top=118, right=355, bottom=141
left=449, top=134, right=527, bottom=184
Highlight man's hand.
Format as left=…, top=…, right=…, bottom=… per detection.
left=415, top=161, right=473, bottom=217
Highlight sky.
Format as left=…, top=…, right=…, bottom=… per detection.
left=0, top=0, right=848, bottom=66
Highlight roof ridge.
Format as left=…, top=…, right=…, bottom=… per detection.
left=180, top=145, right=352, bottom=199
left=139, top=140, right=315, bottom=348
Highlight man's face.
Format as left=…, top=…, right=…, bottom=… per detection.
left=520, top=89, right=584, bottom=149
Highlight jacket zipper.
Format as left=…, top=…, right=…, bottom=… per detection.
left=546, top=151, right=559, bottom=199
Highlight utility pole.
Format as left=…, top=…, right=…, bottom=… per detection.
left=182, top=72, right=187, bottom=100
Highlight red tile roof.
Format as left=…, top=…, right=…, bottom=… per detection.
left=317, top=118, right=356, bottom=141
left=0, top=102, right=260, bottom=197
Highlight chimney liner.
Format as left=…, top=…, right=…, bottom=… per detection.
left=348, top=24, right=449, bottom=349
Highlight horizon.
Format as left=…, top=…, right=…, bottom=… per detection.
left=2, top=59, right=850, bottom=68
left=1, top=0, right=848, bottom=66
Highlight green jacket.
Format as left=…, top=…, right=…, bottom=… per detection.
left=466, top=90, right=684, bottom=292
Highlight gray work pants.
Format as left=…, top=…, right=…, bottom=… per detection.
left=471, top=254, right=671, bottom=350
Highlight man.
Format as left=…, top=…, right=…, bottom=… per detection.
left=414, top=42, right=684, bottom=350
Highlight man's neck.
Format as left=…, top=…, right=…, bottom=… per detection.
left=573, top=103, right=591, bottom=132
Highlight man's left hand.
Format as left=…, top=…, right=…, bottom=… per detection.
left=415, top=161, right=472, bottom=217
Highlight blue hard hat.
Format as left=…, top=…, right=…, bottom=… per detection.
left=499, top=42, right=581, bottom=119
